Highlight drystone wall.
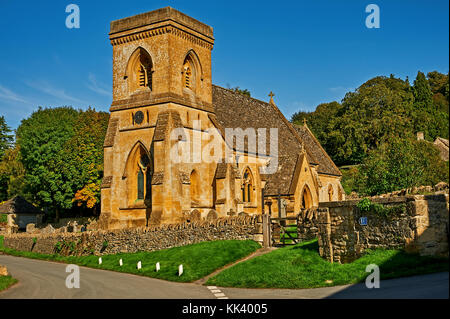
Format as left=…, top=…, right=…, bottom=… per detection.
left=317, top=194, right=449, bottom=263
left=3, top=215, right=263, bottom=256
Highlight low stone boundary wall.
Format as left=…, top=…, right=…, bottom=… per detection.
left=2, top=215, right=263, bottom=256
left=317, top=194, right=449, bottom=263
left=297, top=208, right=319, bottom=241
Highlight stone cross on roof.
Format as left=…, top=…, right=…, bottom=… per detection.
left=268, top=91, right=275, bottom=106
left=300, top=143, right=306, bottom=154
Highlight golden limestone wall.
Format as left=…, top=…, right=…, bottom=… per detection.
left=318, top=174, right=345, bottom=202
left=317, top=195, right=449, bottom=263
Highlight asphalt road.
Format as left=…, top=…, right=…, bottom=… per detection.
left=0, top=254, right=448, bottom=299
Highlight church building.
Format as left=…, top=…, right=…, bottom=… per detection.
left=99, top=7, right=344, bottom=229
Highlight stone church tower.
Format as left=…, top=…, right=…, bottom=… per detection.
left=100, top=7, right=345, bottom=230
left=101, top=7, right=221, bottom=228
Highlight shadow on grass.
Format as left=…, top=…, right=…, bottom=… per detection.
left=291, top=241, right=319, bottom=252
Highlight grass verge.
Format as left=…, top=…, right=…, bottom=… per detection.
left=0, top=239, right=261, bottom=283
left=0, top=235, right=18, bottom=292
left=0, top=276, right=17, bottom=292
left=206, top=239, right=449, bottom=288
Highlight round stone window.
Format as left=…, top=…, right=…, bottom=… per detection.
left=134, top=111, right=144, bottom=124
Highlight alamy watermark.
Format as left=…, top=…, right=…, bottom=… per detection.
left=169, top=120, right=279, bottom=175
left=65, top=264, right=80, bottom=288
left=365, top=264, right=380, bottom=288
left=65, top=4, right=80, bottom=29
left=365, top=4, right=380, bottom=29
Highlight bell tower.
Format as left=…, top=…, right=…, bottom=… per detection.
left=109, top=6, right=215, bottom=110
left=101, top=7, right=216, bottom=229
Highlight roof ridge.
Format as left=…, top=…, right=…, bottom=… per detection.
left=212, top=84, right=276, bottom=108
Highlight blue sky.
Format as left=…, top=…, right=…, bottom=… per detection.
left=0, top=0, right=448, bottom=130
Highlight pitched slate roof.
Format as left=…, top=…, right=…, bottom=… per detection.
left=293, top=124, right=342, bottom=176
left=0, top=196, right=42, bottom=215
left=212, top=85, right=341, bottom=196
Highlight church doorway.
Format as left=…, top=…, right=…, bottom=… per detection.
left=301, top=185, right=313, bottom=209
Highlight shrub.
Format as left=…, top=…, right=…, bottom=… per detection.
left=357, top=136, right=449, bottom=196
left=356, top=198, right=406, bottom=217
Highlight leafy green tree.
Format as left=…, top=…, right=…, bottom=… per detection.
left=16, top=107, right=80, bottom=221
left=427, top=71, right=449, bottom=97
left=291, top=73, right=449, bottom=165
left=292, top=101, right=343, bottom=161
left=0, top=116, right=13, bottom=159
left=0, top=145, right=29, bottom=202
left=427, top=71, right=449, bottom=116
left=325, top=76, right=414, bottom=165
left=413, top=71, right=433, bottom=109
left=410, top=71, right=449, bottom=140
left=357, top=137, right=449, bottom=196
left=66, top=108, right=109, bottom=214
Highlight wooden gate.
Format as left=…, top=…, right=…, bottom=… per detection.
left=270, top=216, right=299, bottom=246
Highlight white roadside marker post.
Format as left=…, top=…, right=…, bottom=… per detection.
left=98, top=257, right=102, bottom=265
left=178, top=264, right=183, bottom=276
left=119, top=259, right=123, bottom=266
left=156, top=262, right=160, bottom=272
left=137, top=261, right=142, bottom=270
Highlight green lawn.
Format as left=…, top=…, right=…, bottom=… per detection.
left=0, top=275, right=17, bottom=292
left=279, top=225, right=298, bottom=244
left=206, top=239, right=449, bottom=289
left=0, top=239, right=261, bottom=283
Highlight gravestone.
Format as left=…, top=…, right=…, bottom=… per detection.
left=206, top=210, right=218, bottom=221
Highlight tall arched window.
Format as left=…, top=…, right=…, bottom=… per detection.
left=137, top=153, right=151, bottom=201
left=242, top=168, right=254, bottom=203
left=301, top=184, right=313, bottom=209
left=126, top=47, right=153, bottom=94
left=124, top=142, right=153, bottom=207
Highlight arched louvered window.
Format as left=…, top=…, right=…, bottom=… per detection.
left=183, top=53, right=196, bottom=91
left=126, top=47, right=153, bottom=94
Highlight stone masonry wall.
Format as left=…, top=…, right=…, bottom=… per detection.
left=3, top=215, right=263, bottom=256
left=317, top=195, right=449, bottom=263
left=296, top=208, right=320, bottom=241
